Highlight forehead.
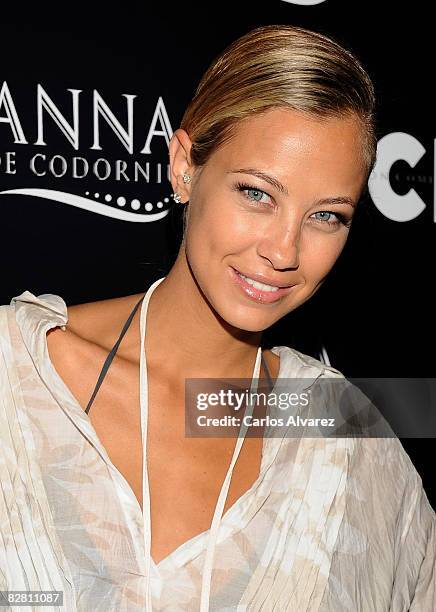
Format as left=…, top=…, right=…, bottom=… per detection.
left=212, top=108, right=366, bottom=183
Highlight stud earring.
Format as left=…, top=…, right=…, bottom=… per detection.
left=171, top=192, right=182, bottom=203
left=183, top=172, right=191, bottom=184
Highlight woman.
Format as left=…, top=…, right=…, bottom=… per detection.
left=0, top=24, right=434, bottom=611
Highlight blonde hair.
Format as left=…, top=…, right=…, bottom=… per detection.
left=180, top=24, right=377, bottom=179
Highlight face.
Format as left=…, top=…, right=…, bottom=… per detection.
left=170, top=108, right=367, bottom=332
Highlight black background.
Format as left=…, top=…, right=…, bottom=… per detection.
left=1, top=1, right=434, bottom=506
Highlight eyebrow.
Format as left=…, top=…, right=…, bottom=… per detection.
left=227, top=168, right=356, bottom=209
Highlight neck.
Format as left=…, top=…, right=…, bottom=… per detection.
left=144, top=251, right=263, bottom=381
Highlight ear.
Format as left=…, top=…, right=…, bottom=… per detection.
left=169, top=129, right=194, bottom=204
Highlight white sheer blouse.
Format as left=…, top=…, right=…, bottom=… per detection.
left=0, top=289, right=434, bottom=611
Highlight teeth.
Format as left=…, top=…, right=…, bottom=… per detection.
left=239, top=273, right=279, bottom=292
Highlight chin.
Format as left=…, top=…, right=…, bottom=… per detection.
left=215, top=301, right=277, bottom=333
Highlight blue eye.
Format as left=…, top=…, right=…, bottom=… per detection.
left=311, top=211, right=346, bottom=227
left=235, top=182, right=272, bottom=206
left=233, top=181, right=352, bottom=228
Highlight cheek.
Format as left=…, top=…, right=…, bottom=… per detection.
left=301, top=231, right=348, bottom=281
left=186, top=195, right=254, bottom=258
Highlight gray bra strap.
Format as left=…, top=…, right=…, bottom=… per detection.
left=85, top=294, right=145, bottom=415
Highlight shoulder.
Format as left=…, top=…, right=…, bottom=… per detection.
left=1, top=290, right=67, bottom=328
left=1, top=289, right=146, bottom=413
left=61, top=291, right=144, bottom=355
left=5, top=289, right=145, bottom=363
left=276, top=344, right=434, bottom=500
left=0, top=291, right=69, bottom=359
left=272, top=344, right=345, bottom=379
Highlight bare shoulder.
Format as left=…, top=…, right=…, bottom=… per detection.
left=63, top=292, right=144, bottom=350
left=46, top=291, right=145, bottom=379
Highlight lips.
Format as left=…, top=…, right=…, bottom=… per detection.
left=234, top=268, right=292, bottom=288
left=228, top=266, right=295, bottom=304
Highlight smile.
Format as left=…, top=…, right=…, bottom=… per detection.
left=228, top=266, right=295, bottom=304
left=238, top=273, right=280, bottom=292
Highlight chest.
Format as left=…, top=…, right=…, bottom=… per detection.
left=46, top=325, right=267, bottom=565
left=84, top=373, right=264, bottom=565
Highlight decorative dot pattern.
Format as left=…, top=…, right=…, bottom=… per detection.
left=83, top=191, right=175, bottom=212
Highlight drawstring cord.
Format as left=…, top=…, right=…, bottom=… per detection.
left=199, top=347, right=261, bottom=611
left=140, top=277, right=165, bottom=611
left=139, top=276, right=262, bottom=611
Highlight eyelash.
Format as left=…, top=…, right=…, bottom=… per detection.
left=234, top=182, right=351, bottom=228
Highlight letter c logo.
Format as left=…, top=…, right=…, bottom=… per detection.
left=368, top=132, right=426, bottom=222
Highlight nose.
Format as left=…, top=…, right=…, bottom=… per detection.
left=256, top=218, right=300, bottom=271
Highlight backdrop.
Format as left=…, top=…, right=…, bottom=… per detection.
left=1, top=1, right=434, bottom=505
